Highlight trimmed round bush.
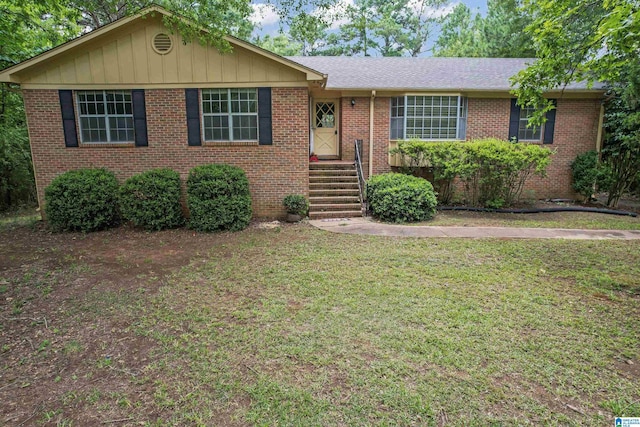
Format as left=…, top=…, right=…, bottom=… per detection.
left=283, top=194, right=309, bottom=216
left=187, top=164, right=252, bottom=232
left=366, top=173, right=437, bottom=223
left=119, top=168, right=185, bottom=231
left=44, top=168, right=119, bottom=232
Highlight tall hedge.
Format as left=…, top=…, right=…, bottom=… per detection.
left=119, top=168, right=184, bottom=230
left=44, top=168, right=119, bottom=232
left=391, top=138, right=553, bottom=208
left=366, top=173, right=437, bottom=223
left=187, top=164, right=252, bottom=232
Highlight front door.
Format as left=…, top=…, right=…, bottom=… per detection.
left=313, top=100, right=339, bottom=158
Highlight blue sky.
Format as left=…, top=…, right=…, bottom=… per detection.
left=250, top=0, right=489, bottom=39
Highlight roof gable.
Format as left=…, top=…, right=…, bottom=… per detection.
left=0, top=6, right=325, bottom=86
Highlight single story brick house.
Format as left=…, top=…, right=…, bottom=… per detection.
left=0, top=6, right=605, bottom=218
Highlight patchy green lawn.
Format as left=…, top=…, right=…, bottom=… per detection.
left=1, top=223, right=639, bottom=426
left=423, top=210, right=640, bottom=230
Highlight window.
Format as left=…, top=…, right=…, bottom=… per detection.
left=390, top=95, right=467, bottom=140
left=202, top=88, right=258, bottom=141
left=518, top=105, right=543, bottom=141
left=77, top=90, right=134, bottom=143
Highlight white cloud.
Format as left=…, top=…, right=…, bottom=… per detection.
left=250, top=3, right=280, bottom=27
left=408, top=0, right=459, bottom=19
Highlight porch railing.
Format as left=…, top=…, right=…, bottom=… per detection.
left=354, top=139, right=368, bottom=215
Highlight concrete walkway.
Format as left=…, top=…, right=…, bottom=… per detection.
left=309, top=217, right=640, bottom=240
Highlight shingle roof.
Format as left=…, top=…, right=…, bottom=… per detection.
left=286, top=56, right=601, bottom=91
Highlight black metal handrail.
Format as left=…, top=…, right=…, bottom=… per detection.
left=354, top=139, right=368, bottom=215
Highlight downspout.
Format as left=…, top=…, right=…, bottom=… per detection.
left=595, top=102, right=605, bottom=159
left=309, top=95, right=314, bottom=155
left=369, top=90, right=376, bottom=178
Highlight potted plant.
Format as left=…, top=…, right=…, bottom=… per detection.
left=283, top=194, right=309, bottom=222
left=309, top=152, right=319, bottom=162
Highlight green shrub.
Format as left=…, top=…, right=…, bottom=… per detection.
left=571, top=150, right=612, bottom=202
left=390, top=140, right=469, bottom=204
left=366, top=173, right=437, bottom=223
left=187, top=164, right=252, bottom=232
left=44, top=168, right=119, bottom=232
left=119, top=169, right=184, bottom=230
left=392, top=138, right=553, bottom=207
left=283, top=194, right=309, bottom=216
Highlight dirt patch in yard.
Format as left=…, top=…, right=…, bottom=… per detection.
left=0, top=223, right=269, bottom=426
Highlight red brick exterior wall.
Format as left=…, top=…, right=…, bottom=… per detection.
left=372, top=97, right=391, bottom=176
left=340, top=97, right=369, bottom=164
left=23, top=87, right=309, bottom=219
left=337, top=96, right=391, bottom=179
left=364, top=96, right=601, bottom=199
left=467, top=98, right=511, bottom=140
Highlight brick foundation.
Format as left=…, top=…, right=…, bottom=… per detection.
left=24, top=87, right=309, bottom=219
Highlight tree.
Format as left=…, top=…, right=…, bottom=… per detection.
left=320, top=0, right=445, bottom=57
left=510, top=0, right=635, bottom=120
left=433, top=3, right=485, bottom=57
left=601, top=64, right=640, bottom=207
left=288, top=12, right=331, bottom=56
left=482, top=0, right=534, bottom=58
left=511, top=0, right=640, bottom=207
left=254, top=34, right=303, bottom=56
left=434, top=0, right=533, bottom=58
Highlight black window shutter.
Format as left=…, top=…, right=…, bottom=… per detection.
left=258, top=87, right=272, bottom=145
left=132, top=89, right=148, bottom=147
left=185, top=89, right=201, bottom=146
left=543, top=99, right=557, bottom=144
left=59, top=90, right=78, bottom=147
left=508, top=98, right=520, bottom=141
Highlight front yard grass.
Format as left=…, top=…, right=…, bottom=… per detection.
left=423, top=209, right=640, bottom=230
left=1, top=224, right=639, bottom=425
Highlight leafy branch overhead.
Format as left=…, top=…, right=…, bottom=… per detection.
left=511, top=0, right=640, bottom=124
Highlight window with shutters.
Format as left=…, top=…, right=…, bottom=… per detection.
left=518, top=105, right=543, bottom=141
left=390, top=95, right=467, bottom=140
left=76, top=90, right=134, bottom=143
left=201, top=88, right=258, bottom=141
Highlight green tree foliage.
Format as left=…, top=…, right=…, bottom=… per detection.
left=570, top=150, right=612, bottom=202
left=321, top=0, right=445, bottom=57
left=0, top=122, right=35, bottom=211
left=482, top=0, right=535, bottom=58
left=602, top=64, right=640, bottom=207
left=0, top=1, right=80, bottom=211
left=253, top=34, right=303, bottom=56
left=512, top=0, right=640, bottom=207
left=287, top=13, right=331, bottom=56
left=433, top=4, right=485, bottom=57
left=434, top=0, right=534, bottom=58
left=511, top=0, right=636, bottom=121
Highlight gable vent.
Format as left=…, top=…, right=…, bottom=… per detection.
left=152, top=33, right=173, bottom=54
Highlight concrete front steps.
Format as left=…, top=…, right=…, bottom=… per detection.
left=309, top=161, right=363, bottom=219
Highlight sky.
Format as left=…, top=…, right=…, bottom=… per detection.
left=249, top=0, right=488, bottom=39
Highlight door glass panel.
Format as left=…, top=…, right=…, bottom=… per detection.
left=315, top=102, right=335, bottom=128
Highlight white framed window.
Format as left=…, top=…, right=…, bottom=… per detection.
left=77, top=90, right=134, bottom=143
left=390, top=95, right=467, bottom=140
left=518, top=105, right=543, bottom=141
left=202, top=88, right=258, bottom=141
